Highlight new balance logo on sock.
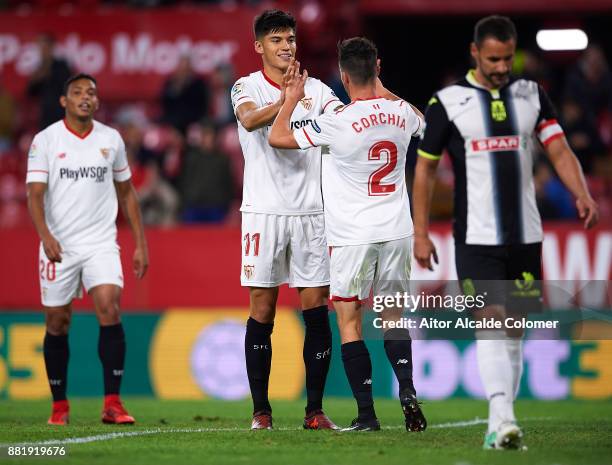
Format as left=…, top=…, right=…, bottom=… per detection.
left=396, top=359, right=409, bottom=365
left=49, top=379, right=62, bottom=386
left=363, top=378, right=372, bottom=385
left=490, top=391, right=506, bottom=399
left=253, top=344, right=269, bottom=350
left=113, top=370, right=124, bottom=376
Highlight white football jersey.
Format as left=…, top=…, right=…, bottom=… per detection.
left=231, top=71, right=342, bottom=215
left=294, top=97, right=424, bottom=246
left=26, top=120, right=131, bottom=249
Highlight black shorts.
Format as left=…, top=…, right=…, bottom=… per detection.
left=455, top=242, right=543, bottom=312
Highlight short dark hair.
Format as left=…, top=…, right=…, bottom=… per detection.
left=254, top=9, right=296, bottom=39
left=338, top=37, right=378, bottom=86
left=62, top=73, right=97, bottom=96
left=473, top=15, right=517, bottom=47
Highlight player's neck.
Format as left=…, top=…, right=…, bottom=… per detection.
left=262, top=64, right=286, bottom=87
left=473, top=68, right=496, bottom=90
left=64, top=115, right=93, bottom=136
left=349, top=85, right=378, bottom=102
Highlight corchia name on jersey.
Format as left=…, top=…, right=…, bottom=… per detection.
left=59, top=166, right=108, bottom=183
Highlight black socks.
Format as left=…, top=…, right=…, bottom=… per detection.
left=341, top=340, right=376, bottom=421
left=302, top=306, right=332, bottom=413
left=384, top=328, right=416, bottom=396
left=98, top=323, right=126, bottom=395
left=245, top=317, right=274, bottom=413
left=43, top=332, right=69, bottom=401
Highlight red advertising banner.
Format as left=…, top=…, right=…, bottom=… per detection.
left=0, top=8, right=261, bottom=100
left=359, top=0, right=612, bottom=14
left=0, top=224, right=610, bottom=310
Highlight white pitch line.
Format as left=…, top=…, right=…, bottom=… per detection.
left=0, top=417, right=551, bottom=447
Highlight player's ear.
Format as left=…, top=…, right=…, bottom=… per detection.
left=59, top=95, right=67, bottom=109
left=470, top=42, right=479, bottom=61
left=254, top=40, right=264, bottom=56
left=376, top=58, right=381, bottom=76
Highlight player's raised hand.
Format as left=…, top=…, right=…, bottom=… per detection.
left=133, top=246, right=149, bottom=279
left=576, top=195, right=599, bottom=229
left=284, top=60, right=307, bottom=103
left=413, top=235, right=438, bottom=271
left=280, top=58, right=295, bottom=104
left=42, top=234, right=62, bottom=263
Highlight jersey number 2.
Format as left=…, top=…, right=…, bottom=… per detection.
left=368, top=141, right=397, bottom=196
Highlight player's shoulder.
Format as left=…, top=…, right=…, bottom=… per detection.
left=507, top=77, right=541, bottom=99
left=234, top=71, right=262, bottom=87
left=93, top=120, right=121, bottom=138
left=435, top=78, right=475, bottom=104
left=37, top=120, right=64, bottom=137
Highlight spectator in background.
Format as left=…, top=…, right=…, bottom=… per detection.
left=121, top=122, right=179, bottom=226
left=560, top=98, right=607, bottom=175
left=534, top=158, right=577, bottom=220
left=208, top=63, right=236, bottom=127
left=160, top=55, right=209, bottom=134
left=178, top=120, right=234, bottom=223
left=565, top=45, right=612, bottom=121
left=26, top=33, right=72, bottom=130
left=0, top=79, right=16, bottom=151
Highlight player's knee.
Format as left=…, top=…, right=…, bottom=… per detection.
left=249, top=304, right=275, bottom=324
left=96, top=300, right=121, bottom=324
left=45, top=311, right=71, bottom=335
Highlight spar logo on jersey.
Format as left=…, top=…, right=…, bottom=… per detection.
left=59, top=166, right=109, bottom=183
left=471, top=136, right=521, bottom=153
left=290, top=119, right=313, bottom=130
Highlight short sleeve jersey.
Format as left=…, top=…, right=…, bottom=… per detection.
left=293, top=97, right=424, bottom=246
left=26, top=120, right=131, bottom=248
left=418, top=71, right=565, bottom=245
left=231, top=71, right=342, bottom=215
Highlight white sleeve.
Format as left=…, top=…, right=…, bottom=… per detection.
left=402, top=100, right=425, bottom=138
left=231, top=78, right=257, bottom=114
left=293, top=112, right=339, bottom=150
left=112, top=134, right=132, bottom=182
left=320, top=83, right=343, bottom=114
left=25, top=133, right=49, bottom=184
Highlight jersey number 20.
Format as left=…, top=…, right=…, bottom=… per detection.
left=368, top=141, right=397, bottom=196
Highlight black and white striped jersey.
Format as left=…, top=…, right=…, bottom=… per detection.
left=418, top=70, right=564, bottom=246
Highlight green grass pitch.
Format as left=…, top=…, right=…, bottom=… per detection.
left=1, top=398, right=611, bottom=465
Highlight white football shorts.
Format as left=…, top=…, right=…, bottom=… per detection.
left=240, top=212, right=330, bottom=288
left=38, top=242, right=124, bottom=307
left=329, top=236, right=412, bottom=301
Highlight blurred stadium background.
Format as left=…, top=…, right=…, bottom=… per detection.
left=0, top=0, right=610, bottom=405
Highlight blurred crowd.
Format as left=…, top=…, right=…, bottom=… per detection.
left=0, top=32, right=611, bottom=229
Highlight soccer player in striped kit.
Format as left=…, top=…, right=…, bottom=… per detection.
left=413, top=16, right=598, bottom=449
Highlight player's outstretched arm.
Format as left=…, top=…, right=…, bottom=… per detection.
left=269, top=59, right=306, bottom=149
left=27, top=182, right=63, bottom=263
left=115, top=180, right=149, bottom=279
left=236, top=100, right=283, bottom=132
left=412, top=156, right=440, bottom=271
left=545, top=136, right=599, bottom=229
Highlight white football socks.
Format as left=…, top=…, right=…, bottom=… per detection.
left=476, top=330, right=516, bottom=434
left=505, top=337, right=523, bottom=399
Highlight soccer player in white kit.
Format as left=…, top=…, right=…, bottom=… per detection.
left=231, top=10, right=343, bottom=430
left=269, top=38, right=427, bottom=432
left=26, top=74, right=148, bottom=425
